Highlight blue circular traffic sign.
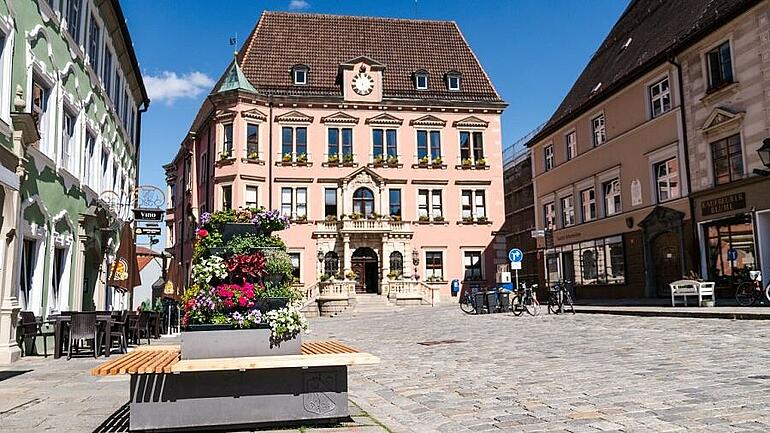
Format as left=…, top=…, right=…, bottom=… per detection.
left=508, top=248, right=523, bottom=263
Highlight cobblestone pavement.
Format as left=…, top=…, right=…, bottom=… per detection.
left=310, top=305, right=770, bottom=432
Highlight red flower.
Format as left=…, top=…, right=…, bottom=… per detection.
left=225, top=252, right=266, bottom=283
left=217, top=286, right=233, bottom=298
left=197, top=228, right=209, bottom=238
left=223, top=299, right=235, bottom=309
left=238, top=296, right=248, bottom=307
left=185, top=299, right=196, bottom=310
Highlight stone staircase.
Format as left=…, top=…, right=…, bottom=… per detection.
left=347, top=293, right=402, bottom=315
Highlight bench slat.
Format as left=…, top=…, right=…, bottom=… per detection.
left=172, top=352, right=380, bottom=373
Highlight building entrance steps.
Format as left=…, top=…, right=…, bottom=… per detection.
left=574, top=299, right=770, bottom=320
left=347, top=293, right=402, bottom=315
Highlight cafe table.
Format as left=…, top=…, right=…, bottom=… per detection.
left=47, top=313, right=113, bottom=359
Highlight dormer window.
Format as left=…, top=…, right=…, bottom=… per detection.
left=291, top=65, right=308, bottom=85
left=446, top=72, right=461, bottom=91
left=414, top=70, right=429, bottom=90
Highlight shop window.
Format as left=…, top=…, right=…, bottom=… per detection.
left=711, top=134, right=743, bottom=185
left=544, top=236, right=625, bottom=286
left=704, top=214, right=756, bottom=286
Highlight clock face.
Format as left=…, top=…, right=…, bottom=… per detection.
left=352, top=72, right=374, bottom=96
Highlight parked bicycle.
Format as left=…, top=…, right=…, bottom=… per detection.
left=512, top=282, right=540, bottom=316
left=735, top=271, right=770, bottom=306
left=459, top=287, right=479, bottom=314
left=547, top=280, right=575, bottom=315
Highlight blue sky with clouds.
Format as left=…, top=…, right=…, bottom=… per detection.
left=123, top=0, right=629, bottom=193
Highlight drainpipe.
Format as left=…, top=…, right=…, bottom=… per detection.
left=268, top=95, right=274, bottom=207
left=132, top=100, right=149, bottom=309
left=669, top=58, right=699, bottom=275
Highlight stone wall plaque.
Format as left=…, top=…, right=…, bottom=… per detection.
left=631, top=179, right=642, bottom=206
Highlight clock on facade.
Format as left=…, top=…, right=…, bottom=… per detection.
left=351, top=72, right=374, bottom=95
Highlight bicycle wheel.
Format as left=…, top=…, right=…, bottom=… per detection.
left=523, top=296, right=537, bottom=316
left=511, top=294, right=524, bottom=316
left=735, top=282, right=757, bottom=306
left=765, top=283, right=770, bottom=304
left=563, top=291, right=575, bottom=314
left=460, top=296, right=475, bottom=314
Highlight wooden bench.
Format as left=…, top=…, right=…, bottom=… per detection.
left=669, top=280, right=715, bottom=306
left=91, top=340, right=379, bottom=431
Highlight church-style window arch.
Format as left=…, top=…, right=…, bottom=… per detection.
left=389, top=251, right=403, bottom=277
left=352, top=187, right=374, bottom=217
left=323, top=251, right=339, bottom=277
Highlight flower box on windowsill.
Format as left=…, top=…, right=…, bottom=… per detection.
left=416, top=218, right=449, bottom=225
left=216, top=157, right=235, bottom=166
left=241, top=157, right=265, bottom=165
left=291, top=217, right=309, bottom=224
left=323, top=161, right=357, bottom=168
left=424, top=280, right=448, bottom=285
left=459, top=218, right=492, bottom=225
left=412, top=163, right=447, bottom=170
left=276, top=160, right=312, bottom=167
left=456, top=163, right=489, bottom=170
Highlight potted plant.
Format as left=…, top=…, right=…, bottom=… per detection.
left=476, top=216, right=489, bottom=224
left=373, top=155, right=384, bottom=166
left=181, top=208, right=306, bottom=358
left=327, top=154, right=339, bottom=165
left=345, top=270, right=358, bottom=281
left=432, top=156, right=443, bottom=167
left=387, top=270, right=402, bottom=280
left=475, top=158, right=487, bottom=168
left=433, top=215, right=445, bottom=222
left=350, top=212, right=363, bottom=220
left=418, top=215, right=430, bottom=222
left=387, top=155, right=399, bottom=166
left=296, top=153, right=308, bottom=165
left=220, top=151, right=231, bottom=161
left=390, top=214, right=402, bottom=222
left=342, top=153, right=354, bottom=165
left=282, top=153, right=293, bottom=163
left=418, top=155, right=430, bottom=166
left=462, top=158, right=472, bottom=168
left=462, top=216, right=474, bottom=224
left=247, top=151, right=259, bottom=160
left=325, top=214, right=338, bottom=222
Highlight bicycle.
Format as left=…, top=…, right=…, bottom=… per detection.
left=547, top=280, right=575, bottom=315
left=512, top=282, right=540, bottom=316
left=459, top=288, right=478, bottom=314
left=735, top=271, right=770, bottom=306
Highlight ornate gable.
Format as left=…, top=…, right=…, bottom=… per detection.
left=342, top=166, right=385, bottom=187
left=214, top=109, right=237, bottom=121
left=698, top=107, right=744, bottom=136
left=242, top=108, right=267, bottom=121
left=452, top=115, right=489, bottom=128
left=409, top=114, right=447, bottom=127
left=274, top=110, right=314, bottom=123
left=365, top=113, right=404, bottom=126
left=320, top=111, right=359, bottom=125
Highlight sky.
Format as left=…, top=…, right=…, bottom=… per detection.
left=122, top=0, right=630, bottom=195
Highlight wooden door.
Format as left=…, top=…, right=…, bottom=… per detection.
left=653, top=232, right=682, bottom=296
left=351, top=259, right=366, bottom=293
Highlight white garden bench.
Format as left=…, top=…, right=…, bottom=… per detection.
left=669, top=279, right=715, bottom=307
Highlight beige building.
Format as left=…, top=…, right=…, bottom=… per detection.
left=679, top=0, right=770, bottom=296
left=526, top=0, right=762, bottom=299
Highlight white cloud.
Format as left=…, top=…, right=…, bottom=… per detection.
left=288, top=0, right=310, bottom=10
left=144, top=71, right=215, bottom=105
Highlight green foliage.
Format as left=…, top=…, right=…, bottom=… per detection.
left=264, top=281, right=302, bottom=302
left=265, top=250, right=295, bottom=282
left=225, top=233, right=286, bottom=255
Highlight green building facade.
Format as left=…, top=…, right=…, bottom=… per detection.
left=0, top=0, right=148, bottom=363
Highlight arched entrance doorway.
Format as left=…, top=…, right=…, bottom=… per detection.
left=351, top=247, right=378, bottom=294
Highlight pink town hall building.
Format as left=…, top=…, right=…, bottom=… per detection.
left=164, top=11, right=507, bottom=313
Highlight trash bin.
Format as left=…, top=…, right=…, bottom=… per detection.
left=451, top=279, right=460, bottom=297
left=497, top=290, right=510, bottom=312
left=473, top=292, right=487, bottom=314
left=486, top=291, right=499, bottom=313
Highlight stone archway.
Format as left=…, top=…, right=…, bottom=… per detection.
left=352, top=247, right=378, bottom=294
left=638, top=206, right=686, bottom=298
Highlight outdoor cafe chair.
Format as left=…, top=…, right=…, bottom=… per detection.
left=108, top=311, right=129, bottom=354
left=19, top=311, right=54, bottom=357
left=67, top=312, right=98, bottom=360
left=129, top=312, right=151, bottom=345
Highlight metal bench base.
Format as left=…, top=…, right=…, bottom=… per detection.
left=129, top=366, right=349, bottom=431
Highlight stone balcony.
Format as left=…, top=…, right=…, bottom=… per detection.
left=313, top=219, right=414, bottom=236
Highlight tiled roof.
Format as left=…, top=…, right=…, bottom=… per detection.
left=528, top=0, right=760, bottom=146
left=237, top=11, right=502, bottom=103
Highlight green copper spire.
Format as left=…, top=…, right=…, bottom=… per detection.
left=215, top=53, right=257, bottom=93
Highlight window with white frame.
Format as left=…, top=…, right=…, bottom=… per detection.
left=447, top=73, right=461, bottom=91
left=221, top=185, right=232, bottom=210
left=416, top=130, right=441, bottom=162
left=415, top=72, right=428, bottom=90
left=544, top=202, right=556, bottom=229
left=0, top=29, right=9, bottom=122
left=199, top=152, right=208, bottom=185
left=83, top=131, right=95, bottom=186
left=87, top=12, right=100, bottom=71
left=565, top=131, right=576, bottom=160
left=425, top=251, right=443, bottom=280
left=102, top=50, right=112, bottom=96
left=461, top=190, right=486, bottom=221
left=288, top=252, right=301, bottom=282
left=292, top=66, right=308, bottom=85
left=66, top=0, right=83, bottom=44
left=459, top=131, right=484, bottom=164
left=245, top=185, right=258, bottom=209
left=51, top=246, right=67, bottom=312
left=246, top=123, right=259, bottom=159
left=603, top=178, right=622, bottom=216
left=561, top=195, right=575, bottom=227
left=372, top=128, right=398, bottom=160
left=113, top=72, right=121, bottom=113
left=325, top=188, right=338, bottom=217
left=649, top=77, right=671, bottom=117
left=100, top=149, right=109, bottom=192
left=280, top=187, right=307, bottom=219
left=281, top=126, right=307, bottom=161
left=32, top=77, right=52, bottom=156
left=463, top=251, right=483, bottom=281
left=544, top=144, right=554, bottom=171
left=221, top=123, right=233, bottom=158
left=327, top=127, right=353, bottom=160
left=655, top=157, right=680, bottom=202
left=20, top=238, right=37, bottom=310
left=61, top=108, right=76, bottom=171
left=592, top=114, right=606, bottom=146
left=706, top=41, right=733, bottom=91
left=580, top=188, right=596, bottom=222
left=418, top=189, right=443, bottom=220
